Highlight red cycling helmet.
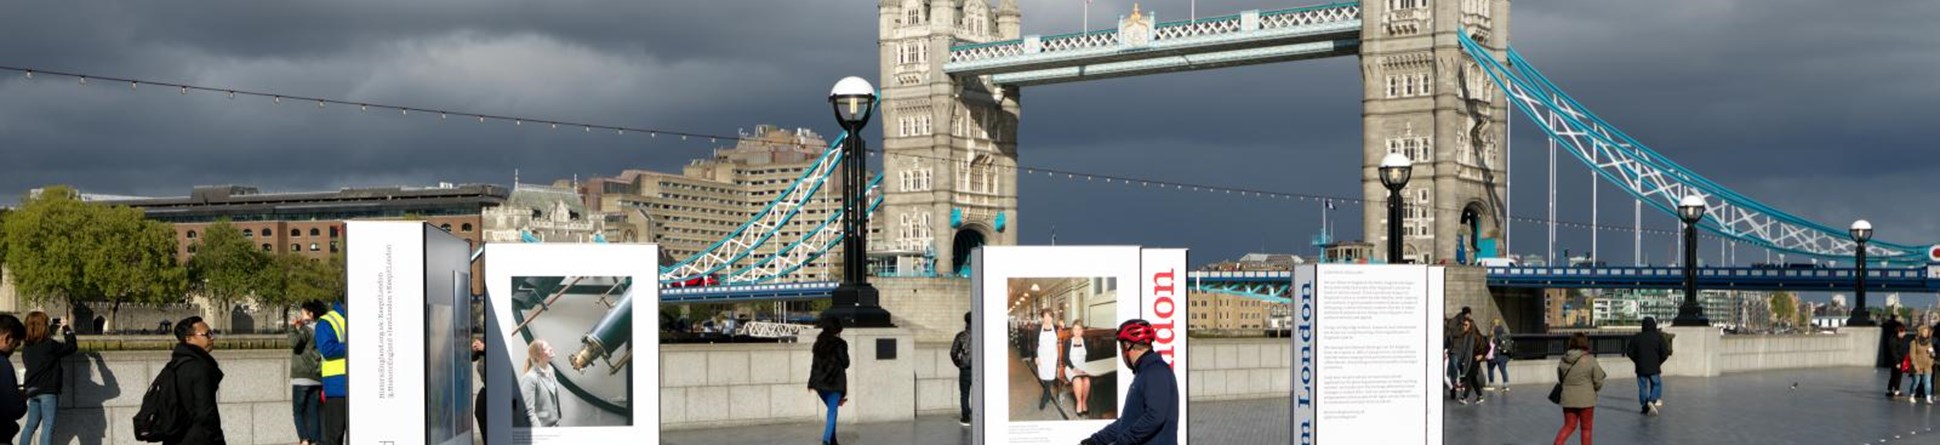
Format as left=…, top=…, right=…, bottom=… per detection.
left=1116, top=319, right=1156, bottom=345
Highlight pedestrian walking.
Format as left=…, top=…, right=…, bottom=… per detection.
left=312, top=301, right=350, bottom=445
left=0, top=314, right=30, bottom=442
left=168, top=316, right=226, bottom=445
left=289, top=302, right=326, bottom=445
left=808, top=316, right=850, bottom=445
left=1487, top=318, right=1513, bottom=391
left=950, top=312, right=973, bottom=426
left=1624, top=317, right=1672, bottom=415
left=1908, top=326, right=1935, bottom=404
left=1079, top=320, right=1179, bottom=445
left=519, top=340, right=561, bottom=427
left=1887, top=324, right=1910, bottom=398
left=20, top=312, right=77, bottom=445
left=1552, top=333, right=1606, bottom=445
left=1452, top=318, right=1487, bottom=404
left=1882, top=315, right=1906, bottom=370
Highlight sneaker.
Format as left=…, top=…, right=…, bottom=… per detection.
left=1652, top=400, right=1663, bottom=408
left=1475, top=398, right=1486, bottom=405
left=1641, top=406, right=1651, bottom=415
left=959, top=418, right=971, bottom=426
left=1929, top=396, right=1935, bottom=404
left=1458, top=399, right=1470, bottom=405
left=1912, top=396, right=1921, bottom=404
left=1502, top=386, right=1510, bottom=393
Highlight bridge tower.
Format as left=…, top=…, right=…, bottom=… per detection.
left=1359, top=0, right=1512, bottom=264
left=877, top=0, right=1022, bottom=276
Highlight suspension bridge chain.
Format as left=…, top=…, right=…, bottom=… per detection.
left=1456, top=32, right=1928, bottom=261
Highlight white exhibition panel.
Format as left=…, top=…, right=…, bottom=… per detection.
left=1140, top=248, right=1189, bottom=445
left=973, top=246, right=1189, bottom=445
left=1292, top=264, right=1445, bottom=445
left=483, top=243, right=660, bottom=445
left=345, top=221, right=473, bottom=445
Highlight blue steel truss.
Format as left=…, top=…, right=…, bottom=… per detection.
left=1486, top=266, right=1939, bottom=293
left=1455, top=31, right=1930, bottom=261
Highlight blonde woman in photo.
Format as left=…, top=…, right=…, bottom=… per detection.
left=1066, top=319, right=1093, bottom=418
left=520, top=340, right=562, bottom=427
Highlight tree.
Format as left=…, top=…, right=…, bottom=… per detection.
left=189, top=219, right=273, bottom=329
left=2, top=186, right=100, bottom=306
left=1769, top=292, right=1797, bottom=329
left=0, top=208, right=10, bottom=272
left=265, top=252, right=345, bottom=322
left=81, top=205, right=187, bottom=332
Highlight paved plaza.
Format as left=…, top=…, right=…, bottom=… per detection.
left=665, top=367, right=1935, bottom=444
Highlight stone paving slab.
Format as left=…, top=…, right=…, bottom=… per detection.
left=663, top=367, right=1936, bottom=444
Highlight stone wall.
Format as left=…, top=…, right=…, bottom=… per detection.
left=35, top=349, right=295, bottom=445
left=875, top=277, right=974, bottom=343
left=658, top=337, right=961, bottom=430
left=1187, top=338, right=1289, bottom=401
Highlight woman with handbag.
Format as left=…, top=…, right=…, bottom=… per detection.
left=1908, top=325, right=1935, bottom=404
left=1552, top=333, right=1606, bottom=445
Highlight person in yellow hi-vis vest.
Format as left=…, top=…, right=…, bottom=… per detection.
left=310, top=301, right=349, bottom=445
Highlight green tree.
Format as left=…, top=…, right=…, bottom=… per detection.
left=266, top=252, right=345, bottom=322
left=2, top=186, right=99, bottom=306
left=82, top=205, right=188, bottom=332
left=1769, top=292, right=1797, bottom=328
left=0, top=208, right=11, bottom=271
left=189, top=219, right=273, bottom=329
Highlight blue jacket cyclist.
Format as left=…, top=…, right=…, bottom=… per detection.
left=1083, top=319, right=1179, bottom=445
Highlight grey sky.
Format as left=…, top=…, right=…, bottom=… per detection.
left=2, top=0, right=1937, bottom=304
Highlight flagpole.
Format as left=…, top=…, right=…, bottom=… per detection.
left=1084, top=1, right=1090, bottom=33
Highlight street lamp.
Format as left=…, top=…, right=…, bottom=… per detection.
left=1379, top=153, right=1413, bottom=264
left=1847, top=219, right=1875, bottom=327
left=821, top=76, right=893, bottom=327
left=1672, top=195, right=1710, bottom=326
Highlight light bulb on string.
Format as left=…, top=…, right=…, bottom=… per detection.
left=273, top=96, right=281, bottom=104
left=360, top=104, right=368, bottom=111
left=550, top=123, right=558, bottom=129
left=77, top=76, right=86, bottom=85
left=130, top=81, right=137, bottom=90
left=317, top=101, right=325, bottom=109
left=22, top=71, right=30, bottom=79
left=179, top=86, right=187, bottom=95
left=400, top=109, right=408, bottom=116
left=226, top=91, right=235, bottom=99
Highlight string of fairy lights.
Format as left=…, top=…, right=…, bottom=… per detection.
left=0, top=64, right=1730, bottom=243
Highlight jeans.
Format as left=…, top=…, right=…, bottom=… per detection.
left=21, top=393, right=57, bottom=445
left=1487, top=357, right=1510, bottom=385
left=1636, top=374, right=1663, bottom=407
left=817, top=389, right=843, bottom=442
left=958, top=370, right=973, bottom=421
left=292, top=385, right=323, bottom=443
left=1909, top=373, right=1934, bottom=398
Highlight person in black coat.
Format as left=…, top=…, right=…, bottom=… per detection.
left=21, top=311, right=79, bottom=445
left=807, top=316, right=849, bottom=445
left=0, top=314, right=30, bottom=441
left=168, top=316, right=226, bottom=445
left=1888, top=324, right=1911, bottom=397
left=1624, top=317, right=1672, bottom=415
left=1882, top=315, right=1906, bottom=369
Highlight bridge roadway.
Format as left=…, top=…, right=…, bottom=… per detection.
left=661, top=367, right=1934, bottom=444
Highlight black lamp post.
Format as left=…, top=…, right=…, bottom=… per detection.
left=1672, top=195, right=1710, bottom=327
left=1379, top=153, right=1413, bottom=264
left=823, top=76, right=893, bottom=327
left=1847, top=219, right=1875, bottom=327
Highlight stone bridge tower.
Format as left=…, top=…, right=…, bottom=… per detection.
left=877, top=0, right=1022, bottom=276
left=1360, top=0, right=1512, bottom=263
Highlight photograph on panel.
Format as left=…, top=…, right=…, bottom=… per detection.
left=506, top=275, right=637, bottom=427
left=1006, top=277, right=1120, bottom=422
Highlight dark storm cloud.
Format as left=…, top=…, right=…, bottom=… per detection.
left=1, top=0, right=1935, bottom=267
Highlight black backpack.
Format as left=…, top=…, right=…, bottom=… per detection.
left=132, top=356, right=193, bottom=442
left=951, top=331, right=972, bottom=369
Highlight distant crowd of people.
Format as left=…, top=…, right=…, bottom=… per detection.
left=1881, top=315, right=1940, bottom=403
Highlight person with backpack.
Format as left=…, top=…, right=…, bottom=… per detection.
left=950, top=312, right=973, bottom=426
left=1080, top=320, right=1179, bottom=445
left=289, top=302, right=326, bottom=445
left=314, top=302, right=349, bottom=445
left=1487, top=318, right=1513, bottom=392
left=807, top=316, right=849, bottom=445
left=170, top=316, right=226, bottom=445
left=0, top=314, right=29, bottom=442
left=1624, top=317, right=1672, bottom=415
left=20, top=311, right=77, bottom=445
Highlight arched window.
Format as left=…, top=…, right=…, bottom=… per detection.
left=461, top=223, right=473, bottom=232
left=261, top=243, right=272, bottom=252
left=291, top=228, right=302, bottom=237
left=187, top=244, right=198, bottom=254
left=310, top=228, right=321, bottom=237
left=310, top=243, right=320, bottom=252
left=330, top=227, right=339, bottom=238
left=330, top=241, right=340, bottom=253
left=186, top=230, right=198, bottom=239
left=440, top=224, right=452, bottom=232
left=242, top=230, right=253, bottom=238
left=291, top=244, right=301, bottom=252
left=259, top=228, right=271, bottom=237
